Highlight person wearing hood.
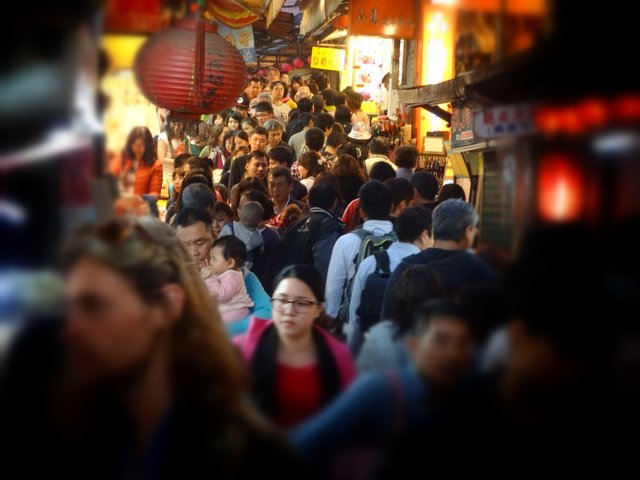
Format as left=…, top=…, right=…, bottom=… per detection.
left=219, top=201, right=264, bottom=270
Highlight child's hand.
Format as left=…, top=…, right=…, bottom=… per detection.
left=199, top=259, right=213, bottom=279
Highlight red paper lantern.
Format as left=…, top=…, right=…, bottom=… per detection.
left=292, top=58, right=304, bottom=69
left=134, top=19, right=247, bottom=119
left=281, top=63, right=293, bottom=73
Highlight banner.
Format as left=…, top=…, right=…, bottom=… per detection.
left=217, top=23, right=257, bottom=63
left=205, top=0, right=261, bottom=29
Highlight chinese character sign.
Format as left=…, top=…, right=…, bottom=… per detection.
left=348, top=0, right=416, bottom=38
left=217, top=23, right=257, bottom=63
left=311, top=46, right=346, bottom=72
left=473, top=104, right=535, bottom=139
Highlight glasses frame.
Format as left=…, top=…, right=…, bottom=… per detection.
left=271, top=297, right=322, bottom=313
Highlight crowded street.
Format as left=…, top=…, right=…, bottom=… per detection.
left=1, top=0, right=639, bottom=478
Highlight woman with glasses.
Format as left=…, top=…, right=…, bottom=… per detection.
left=234, top=264, right=356, bottom=429
left=43, top=217, right=302, bottom=478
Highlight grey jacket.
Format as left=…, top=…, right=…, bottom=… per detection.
left=356, top=320, right=411, bottom=373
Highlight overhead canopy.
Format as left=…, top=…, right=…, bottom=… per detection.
left=300, top=0, right=344, bottom=35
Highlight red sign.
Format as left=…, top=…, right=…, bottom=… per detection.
left=348, top=0, right=417, bottom=39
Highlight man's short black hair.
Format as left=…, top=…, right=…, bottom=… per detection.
left=411, top=299, right=469, bottom=338
left=268, top=146, right=293, bottom=167
left=305, top=127, right=325, bottom=152
left=174, top=208, right=213, bottom=231
left=314, top=112, right=335, bottom=132
left=252, top=126, right=268, bottom=138
left=368, top=137, right=390, bottom=156
left=248, top=149, right=268, bottom=161
left=369, top=161, right=396, bottom=182
left=308, top=181, right=337, bottom=211
left=395, top=205, right=432, bottom=242
left=320, top=89, right=335, bottom=106
left=254, top=102, right=274, bottom=114
left=334, top=92, right=347, bottom=107
left=359, top=180, right=392, bottom=220
left=411, top=171, right=439, bottom=201
left=326, top=130, right=347, bottom=149
left=297, top=98, right=313, bottom=113
left=181, top=184, right=216, bottom=211
left=394, top=145, right=419, bottom=169
left=385, top=177, right=415, bottom=211
left=268, top=166, right=293, bottom=185
left=212, top=235, right=247, bottom=269
left=271, top=81, right=288, bottom=97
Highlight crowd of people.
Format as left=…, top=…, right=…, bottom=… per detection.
left=0, top=69, right=638, bottom=479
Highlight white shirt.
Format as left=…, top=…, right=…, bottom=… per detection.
left=365, top=154, right=396, bottom=174
left=272, top=102, right=291, bottom=124
left=300, top=176, right=315, bottom=192
left=324, top=219, right=394, bottom=318
left=347, top=241, right=420, bottom=341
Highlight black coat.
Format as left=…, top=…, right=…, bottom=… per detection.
left=276, top=208, right=344, bottom=281
left=381, top=248, right=496, bottom=318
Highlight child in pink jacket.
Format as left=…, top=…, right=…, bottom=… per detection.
left=202, top=235, right=254, bottom=324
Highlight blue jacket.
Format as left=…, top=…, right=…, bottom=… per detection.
left=290, top=366, right=432, bottom=463
left=225, top=271, right=271, bottom=337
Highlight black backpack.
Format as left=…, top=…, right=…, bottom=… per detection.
left=356, top=250, right=391, bottom=333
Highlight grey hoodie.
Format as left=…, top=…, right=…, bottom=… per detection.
left=219, top=221, right=264, bottom=267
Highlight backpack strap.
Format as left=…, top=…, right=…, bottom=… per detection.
left=373, top=250, right=391, bottom=274
left=350, top=228, right=373, bottom=266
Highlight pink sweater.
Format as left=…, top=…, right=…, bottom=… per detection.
left=234, top=317, right=356, bottom=389
left=204, top=270, right=254, bottom=323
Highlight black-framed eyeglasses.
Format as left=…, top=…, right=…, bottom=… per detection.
left=271, top=297, right=322, bottom=313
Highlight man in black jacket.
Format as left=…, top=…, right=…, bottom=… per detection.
left=276, top=181, right=343, bottom=281
left=381, top=199, right=495, bottom=318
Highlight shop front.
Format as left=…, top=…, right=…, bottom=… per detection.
left=344, top=0, right=417, bottom=120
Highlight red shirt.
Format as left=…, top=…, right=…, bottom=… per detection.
left=341, top=198, right=363, bottom=234
left=275, top=363, right=322, bottom=429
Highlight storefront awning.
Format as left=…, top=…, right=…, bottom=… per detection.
left=300, top=0, right=344, bottom=36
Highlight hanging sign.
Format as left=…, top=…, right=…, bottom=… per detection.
left=217, top=23, right=257, bottom=63
left=311, top=46, right=346, bottom=72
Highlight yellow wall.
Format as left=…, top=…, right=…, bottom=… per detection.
left=101, top=35, right=160, bottom=155
left=101, top=35, right=148, bottom=70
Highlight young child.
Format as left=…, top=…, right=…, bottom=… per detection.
left=213, top=201, right=234, bottom=238
left=219, top=201, right=264, bottom=269
left=202, top=236, right=254, bottom=324
left=163, top=165, right=186, bottom=223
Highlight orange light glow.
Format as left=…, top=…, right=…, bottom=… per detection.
left=417, top=5, right=455, bottom=146
left=538, top=154, right=583, bottom=222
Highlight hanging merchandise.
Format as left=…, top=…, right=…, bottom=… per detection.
left=134, top=19, right=247, bottom=119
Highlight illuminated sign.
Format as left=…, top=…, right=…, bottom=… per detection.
left=311, top=46, right=346, bottom=72
left=348, top=0, right=417, bottom=39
